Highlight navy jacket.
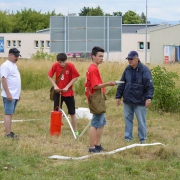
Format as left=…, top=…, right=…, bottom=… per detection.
left=115, top=61, right=154, bottom=106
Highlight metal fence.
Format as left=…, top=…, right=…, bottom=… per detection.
left=50, top=16, right=122, bottom=58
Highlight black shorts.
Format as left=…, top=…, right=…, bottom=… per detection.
left=54, top=93, right=75, bottom=115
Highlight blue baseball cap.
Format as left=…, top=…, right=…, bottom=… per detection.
left=9, top=48, right=21, bottom=57
left=126, top=51, right=138, bottom=59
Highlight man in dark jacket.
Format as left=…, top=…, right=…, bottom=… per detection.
left=115, top=51, right=154, bottom=143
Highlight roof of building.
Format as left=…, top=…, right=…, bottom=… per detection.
left=122, top=24, right=158, bottom=33
left=149, top=23, right=180, bottom=33
left=36, top=28, right=50, bottom=34
left=136, top=23, right=171, bottom=34
left=36, top=24, right=159, bottom=34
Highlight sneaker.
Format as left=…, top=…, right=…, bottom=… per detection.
left=125, top=138, right=132, bottom=142
left=95, top=144, right=107, bottom=151
left=88, top=147, right=100, bottom=153
left=5, top=132, right=18, bottom=139
left=140, top=140, right=146, bottom=144
left=75, top=131, right=79, bottom=136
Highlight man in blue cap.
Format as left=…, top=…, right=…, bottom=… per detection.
left=0, top=48, right=21, bottom=138
left=115, top=50, right=154, bottom=143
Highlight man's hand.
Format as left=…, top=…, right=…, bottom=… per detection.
left=7, top=93, right=12, bottom=102
left=145, top=99, right=151, bottom=107
left=116, top=99, right=121, bottom=106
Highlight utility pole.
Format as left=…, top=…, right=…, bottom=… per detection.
left=145, top=0, right=148, bottom=64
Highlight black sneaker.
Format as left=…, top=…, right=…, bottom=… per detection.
left=5, top=132, right=18, bottom=139
left=88, top=148, right=100, bottom=153
left=95, top=144, right=107, bottom=152
left=125, top=138, right=132, bottom=142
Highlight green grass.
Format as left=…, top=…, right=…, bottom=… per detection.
left=0, top=90, right=180, bottom=180
left=0, top=60, right=180, bottom=179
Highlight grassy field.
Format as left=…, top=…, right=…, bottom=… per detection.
left=0, top=59, right=180, bottom=180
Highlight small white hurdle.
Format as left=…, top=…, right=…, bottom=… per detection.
left=75, top=107, right=92, bottom=138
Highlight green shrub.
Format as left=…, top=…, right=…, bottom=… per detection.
left=31, top=48, right=56, bottom=60
left=74, top=76, right=86, bottom=95
left=151, top=66, right=180, bottom=113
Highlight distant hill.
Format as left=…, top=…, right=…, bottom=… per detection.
left=148, top=17, right=180, bottom=25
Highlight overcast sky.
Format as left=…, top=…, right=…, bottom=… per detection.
left=0, top=0, right=180, bottom=21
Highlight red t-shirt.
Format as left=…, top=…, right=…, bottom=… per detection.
left=85, top=64, right=105, bottom=99
left=48, top=62, right=80, bottom=97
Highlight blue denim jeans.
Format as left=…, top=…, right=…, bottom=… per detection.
left=123, top=103, right=147, bottom=142
left=3, top=97, right=18, bottom=115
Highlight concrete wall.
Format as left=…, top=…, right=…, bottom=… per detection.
left=86, top=33, right=150, bottom=63
left=0, top=33, right=50, bottom=59
left=122, top=33, right=150, bottom=63
left=106, top=33, right=150, bottom=63
left=0, top=32, right=150, bottom=63
left=150, top=24, right=180, bottom=65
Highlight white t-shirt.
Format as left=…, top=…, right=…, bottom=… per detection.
left=1, top=60, right=21, bottom=99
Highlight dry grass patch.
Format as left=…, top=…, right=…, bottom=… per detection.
left=0, top=60, right=180, bottom=179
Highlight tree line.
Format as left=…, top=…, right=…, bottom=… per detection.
left=79, top=6, right=147, bottom=24
left=0, top=6, right=149, bottom=33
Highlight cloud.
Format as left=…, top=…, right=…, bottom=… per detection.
left=0, top=2, right=22, bottom=10
left=0, top=0, right=180, bottom=21
left=148, top=6, right=180, bottom=20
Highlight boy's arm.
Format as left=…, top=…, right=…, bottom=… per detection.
left=63, top=77, right=78, bottom=91
left=93, top=81, right=116, bottom=89
left=47, top=75, right=60, bottom=92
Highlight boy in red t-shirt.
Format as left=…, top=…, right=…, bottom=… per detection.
left=48, top=53, right=80, bottom=136
left=85, top=46, right=116, bottom=153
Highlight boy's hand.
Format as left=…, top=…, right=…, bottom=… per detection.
left=54, top=85, right=60, bottom=92
left=108, top=81, right=116, bottom=86
left=62, top=86, right=69, bottom=92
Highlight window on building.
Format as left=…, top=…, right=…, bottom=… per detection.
left=139, top=42, right=144, bottom=49
left=46, top=41, right=50, bottom=48
left=18, top=40, right=21, bottom=47
left=13, top=40, right=16, bottom=46
left=7, top=40, right=11, bottom=46
left=35, top=41, right=38, bottom=48
left=41, top=41, right=44, bottom=47
left=147, top=42, right=150, bottom=50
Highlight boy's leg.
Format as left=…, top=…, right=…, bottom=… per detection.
left=70, top=114, right=77, bottom=132
left=89, top=126, right=97, bottom=148
left=89, top=114, right=106, bottom=147
left=63, top=96, right=78, bottom=132
left=89, top=126, right=104, bottom=148
left=54, top=93, right=60, bottom=111
left=95, top=126, right=104, bottom=145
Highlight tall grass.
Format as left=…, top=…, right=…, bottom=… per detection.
left=0, top=59, right=180, bottom=179
left=13, top=59, right=180, bottom=112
